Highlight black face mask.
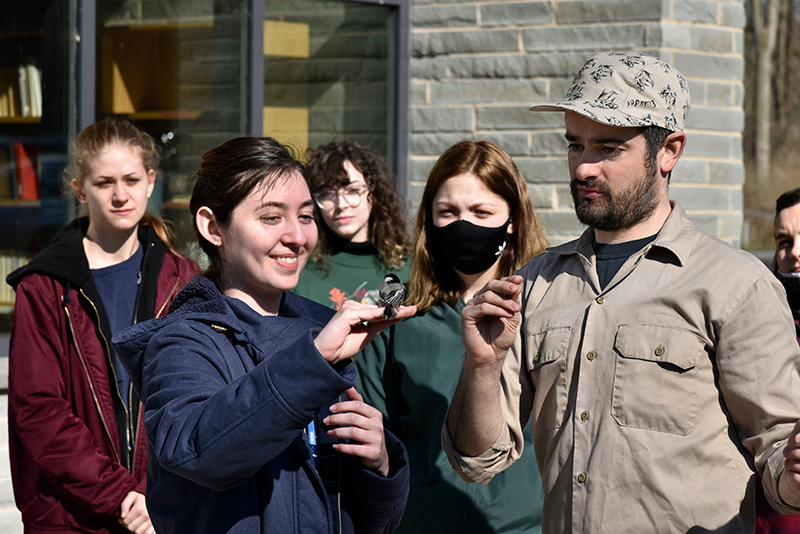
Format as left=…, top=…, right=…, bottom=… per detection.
left=778, top=272, right=800, bottom=315
left=431, top=218, right=512, bottom=275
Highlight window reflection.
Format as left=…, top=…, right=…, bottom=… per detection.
left=263, top=0, right=397, bottom=169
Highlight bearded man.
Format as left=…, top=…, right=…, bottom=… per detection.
left=443, top=51, right=800, bottom=533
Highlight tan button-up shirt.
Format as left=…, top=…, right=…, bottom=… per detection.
left=443, top=203, right=800, bottom=533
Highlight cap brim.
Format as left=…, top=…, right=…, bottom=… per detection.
left=528, top=104, right=569, bottom=112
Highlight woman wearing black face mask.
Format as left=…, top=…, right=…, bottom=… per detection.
left=355, top=141, right=548, bottom=534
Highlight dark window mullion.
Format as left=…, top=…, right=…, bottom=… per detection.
left=247, top=0, right=264, bottom=136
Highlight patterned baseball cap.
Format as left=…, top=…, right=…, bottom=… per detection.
left=530, top=51, right=691, bottom=132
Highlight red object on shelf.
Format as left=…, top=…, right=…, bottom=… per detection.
left=13, top=142, right=37, bottom=200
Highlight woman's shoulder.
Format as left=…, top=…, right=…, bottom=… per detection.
left=7, top=221, right=88, bottom=289
left=161, top=248, right=202, bottom=277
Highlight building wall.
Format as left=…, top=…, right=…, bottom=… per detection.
left=407, top=0, right=746, bottom=246
left=0, top=1, right=748, bottom=531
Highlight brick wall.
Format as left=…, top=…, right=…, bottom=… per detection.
left=408, top=0, right=746, bottom=246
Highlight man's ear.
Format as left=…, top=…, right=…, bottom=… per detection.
left=196, top=206, right=223, bottom=246
left=659, top=131, right=686, bottom=175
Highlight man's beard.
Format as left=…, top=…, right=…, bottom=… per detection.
left=570, top=168, right=660, bottom=232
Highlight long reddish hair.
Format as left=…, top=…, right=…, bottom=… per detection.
left=406, top=141, right=547, bottom=312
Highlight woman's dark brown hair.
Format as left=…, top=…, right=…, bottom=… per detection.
left=190, top=136, right=307, bottom=287
left=305, top=140, right=409, bottom=270
left=406, top=140, right=548, bottom=313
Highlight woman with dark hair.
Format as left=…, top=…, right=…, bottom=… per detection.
left=111, top=136, right=413, bottom=534
left=355, top=141, right=547, bottom=533
left=294, top=140, right=409, bottom=309
left=6, top=118, right=199, bottom=534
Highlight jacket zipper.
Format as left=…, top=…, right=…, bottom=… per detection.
left=127, top=268, right=144, bottom=472
left=156, top=278, right=181, bottom=318
left=337, top=492, right=342, bottom=534
left=80, top=288, right=132, bottom=470
left=64, top=295, right=122, bottom=464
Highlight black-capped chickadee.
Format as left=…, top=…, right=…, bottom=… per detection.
left=378, top=274, right=405, bottom=319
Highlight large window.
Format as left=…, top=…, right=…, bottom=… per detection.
left=261, top=0, right=404, bottom=174
left=0, top=0, right=73, bottom=327
left=0, top=0, right=407, bottom=333
left=96, top=0, right=248, bottom=254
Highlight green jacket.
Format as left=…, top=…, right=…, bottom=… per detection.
left=356, top=300, right=544, bottom=534
left=294, top=251, right=409, bottom=309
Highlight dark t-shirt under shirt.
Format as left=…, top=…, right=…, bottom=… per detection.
left=593, top=234, right=657, bottom=289
left=92, top=244, right=143, bottom=409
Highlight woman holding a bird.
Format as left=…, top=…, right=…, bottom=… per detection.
left=111, top=136, right=415, bottom=534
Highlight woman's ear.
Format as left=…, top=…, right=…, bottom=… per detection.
left=145, top=169, right=156, bottom=199
left=196, top=206, right=223, bottom=246
left=71, top=178, right=87, bottom=204
left=507, top=216, right=515, bottom=236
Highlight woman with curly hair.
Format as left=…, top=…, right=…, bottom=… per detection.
left=293, top=140, right=410, bottom=309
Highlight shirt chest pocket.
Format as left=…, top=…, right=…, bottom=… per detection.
left=526, top=326, right=571, bottom=435
left=612, top=324, right=706, bottom=435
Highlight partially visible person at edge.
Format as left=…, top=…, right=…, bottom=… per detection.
left=774, top=188, right=800, bottom=339
left=111, top=136, right=414, bottom=534
left=5, top=118, right=199, bottom=534
left=293, top=140, right=410, bottom=309
left=755, top=188, right=800, bottom=533
left=443, top=51, right=800, bottom=533
left=355, top=140, right=547, bottom=533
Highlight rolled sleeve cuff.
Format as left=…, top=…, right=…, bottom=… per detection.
left=765, top=443, right=800, bottom=515
left=440, top=419, right=515, bottom=485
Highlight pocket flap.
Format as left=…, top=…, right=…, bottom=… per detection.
left=526, top=326, right=571, bottom=370
left=615, top=324, right=704, bottom=371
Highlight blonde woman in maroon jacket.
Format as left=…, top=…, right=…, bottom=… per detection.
left=5, top=119, right=199, bottom=534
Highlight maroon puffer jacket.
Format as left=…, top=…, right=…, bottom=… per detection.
left=6, top=219, right=199, bottom=533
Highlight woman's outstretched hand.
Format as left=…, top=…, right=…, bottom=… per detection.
left=314, top=300, right=416, bottom=365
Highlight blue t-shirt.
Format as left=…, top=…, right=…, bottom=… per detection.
left=92, top=244, right=144, bottom=409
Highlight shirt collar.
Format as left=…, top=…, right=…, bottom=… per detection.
left=546, top=201, right=695, bottom=267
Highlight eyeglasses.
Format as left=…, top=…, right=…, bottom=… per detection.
left=313, top=183, right=370, bottom=210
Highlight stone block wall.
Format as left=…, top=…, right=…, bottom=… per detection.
left=408, top=0, right=746, bottom=246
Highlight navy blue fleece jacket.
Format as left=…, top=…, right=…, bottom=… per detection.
left=112, top=275, right=409, bottom=534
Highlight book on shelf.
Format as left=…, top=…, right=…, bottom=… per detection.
left=0, top=148, right=11, bottom=200
left=0, top=67, right=19, bottom=118
left=17, top=64, right=29, bottom=118
left=0, top=251, right=32, bottom=306
left=12, top=142, right=37, bottom=200
left=0, top=59, right=41, bottom=119
left=26, top=63, right=41, bottom=118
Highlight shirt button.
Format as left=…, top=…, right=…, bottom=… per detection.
left=580, top=411, right=589, bottom=421
left=587, top=351, right=596, bottom=361
left=534, top=352, right=541, bottom=363
left=578, top=473, right=586, bottom=483
left=654, top=345, right=665, bottom=357
left=596, top=296, right=605, bottom=304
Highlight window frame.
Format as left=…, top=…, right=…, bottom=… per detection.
left=77, top=0, right=409, bottom=195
